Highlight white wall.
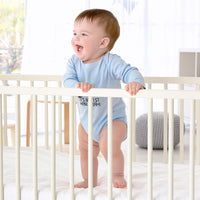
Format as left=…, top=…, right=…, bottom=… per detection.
left=22, top=0, right=200, bottom=76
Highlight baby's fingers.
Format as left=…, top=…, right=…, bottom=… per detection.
left=126, top=82, right=143, bottom=96
left=77, top=82, right=92, bottom=92
left=126, top=84, right=137, bottom=95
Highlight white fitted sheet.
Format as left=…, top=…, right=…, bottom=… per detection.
left=2, top=146, right=200, bottom=200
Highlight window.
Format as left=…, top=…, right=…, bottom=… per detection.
left=0, top=0, right=25, bottom=74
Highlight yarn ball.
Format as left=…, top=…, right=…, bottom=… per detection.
left=136, top=112, right=184, bottom=149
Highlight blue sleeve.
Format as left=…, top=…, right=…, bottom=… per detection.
left=63, top=56, right=79, bottom=88
left=109, top=54, right=145, bottom=88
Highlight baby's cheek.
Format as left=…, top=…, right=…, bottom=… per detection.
left=71, top=39, right=75, bottom=46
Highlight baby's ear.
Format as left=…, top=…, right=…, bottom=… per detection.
left=100, top=37, right=110, bottom=49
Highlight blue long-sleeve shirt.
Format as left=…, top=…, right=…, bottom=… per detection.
left=63, top=52, right=145, bottom=142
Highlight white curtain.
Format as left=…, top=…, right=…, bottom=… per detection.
left=22, top=0, right=200, bottom=76
left=22, top=0, right=86, bottom=74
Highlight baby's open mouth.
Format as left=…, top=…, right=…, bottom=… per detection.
left=76, top=45, right=83, bottom=52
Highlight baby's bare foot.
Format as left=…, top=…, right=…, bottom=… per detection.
left=74, top=180, right=98, bottom=188
left=74, top=181, right=88, bottom=188
left=113, top=176, right=127, bottom=188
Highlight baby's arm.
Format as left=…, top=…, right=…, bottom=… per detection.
left=78, top=82, right=92, bottom=92
left=125, top=81, right=144, bottom=96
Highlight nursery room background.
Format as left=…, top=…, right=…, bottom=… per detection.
left=0, top=0, right=200, bottom=141
left=0, top=1, right=200, bottom=199
left=0, top=0, right=200, bottom=77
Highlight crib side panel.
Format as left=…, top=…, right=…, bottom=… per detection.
left=0, top=76, right=200, bottom=200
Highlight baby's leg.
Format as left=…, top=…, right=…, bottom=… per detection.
left=74, top=123, right=100, bottom=188
left=99, top=120, right=127, bottom=188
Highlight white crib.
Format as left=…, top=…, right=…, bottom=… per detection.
left=0, top=75, right=200, bottom=200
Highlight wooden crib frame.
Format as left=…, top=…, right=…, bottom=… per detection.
left=0, top=75, right=200, bottom=200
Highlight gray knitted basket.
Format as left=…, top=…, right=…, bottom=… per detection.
left=136, top=112, right=184, bottom=149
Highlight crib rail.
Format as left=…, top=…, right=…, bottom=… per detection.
left=0, top=74, right=63, bottom=82
left=144, top=76, right=200, bottom=85
left=1, top=86, right=200, bottom=99
left=0, top=75, right=66, bottom=148
left=0, top=85, right=200, bottom=200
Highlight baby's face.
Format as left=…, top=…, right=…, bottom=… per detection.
left=71, top=18, right=108, bottom=63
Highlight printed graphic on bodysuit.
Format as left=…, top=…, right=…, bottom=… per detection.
left=78, top=96, right=101, bottom=106
left=78, top=78, right=100, bottom=106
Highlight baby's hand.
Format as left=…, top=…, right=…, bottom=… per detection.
left=77, top=82, right=92, bottom=92
left=125, top=82, right=144, bottom=96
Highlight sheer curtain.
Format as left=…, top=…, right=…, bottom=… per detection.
left=22, top=0, right=86, bottom=74
left=22, top=0, right=200, bottom=76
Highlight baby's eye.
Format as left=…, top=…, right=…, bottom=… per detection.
left=73, top=32, right=77, bottom=36
left=82, top=33, right=87, bottom=36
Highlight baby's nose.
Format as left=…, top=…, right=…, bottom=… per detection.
left=74, top=35, right=80, bottom=41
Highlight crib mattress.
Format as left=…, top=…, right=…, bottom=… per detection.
left=2, top=147, right=200, bottom=200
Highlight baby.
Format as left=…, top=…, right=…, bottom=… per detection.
left=63, top=8, right=145, bottom=188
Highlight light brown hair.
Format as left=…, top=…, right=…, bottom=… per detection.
left=75, top=9, right=120, bottom=51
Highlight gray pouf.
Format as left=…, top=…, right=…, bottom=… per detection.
left=136, top=112, right=184, bottom=149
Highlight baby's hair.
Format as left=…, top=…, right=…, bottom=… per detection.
left=75, top=9, right=120, bottom=51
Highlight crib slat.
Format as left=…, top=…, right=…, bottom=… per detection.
left=0, top=94, right=4, bottom=200
left=58, top=95, right=62, bottom=151
left=69, top=96, right=75, bottom=200
left=73, top=99, right=77, bottom=153
left=31, top=95, right=34, bottom=147
left=179, top=84, right=184, bottom=163
left=197, top=98, right=200, bottom=165
left=127, top=98, right=133, bottom=199
left=44, top=82, right=49, bottom=149
left=3, top=81, right=8, bottom=147
left=58, top=81, right=62, bottom=151
left=51, top=96, right=56, bottom=200
left=189, top=100, right=195, bottom=200
left=163, top=103, right=168, bottom=163
left=3, top=94, right=8, bottom=146
left=29, top=81, right=34, bottom=147
left=15, top=93, right=21, bottom=200
left=108, top=97, right=113, bottom=200
left=32, top=95, right=38, bottom=200
left=168, top=99, right=174, bottom=200
left=163, top=83, right=168, bottom=163
left=132, top=99, right=136, bottom=162
left=88, top=96, right=93, bottom=200
left=148, top=98, right=153, bottom=200
left=196, top=84, right=200, bottom=165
